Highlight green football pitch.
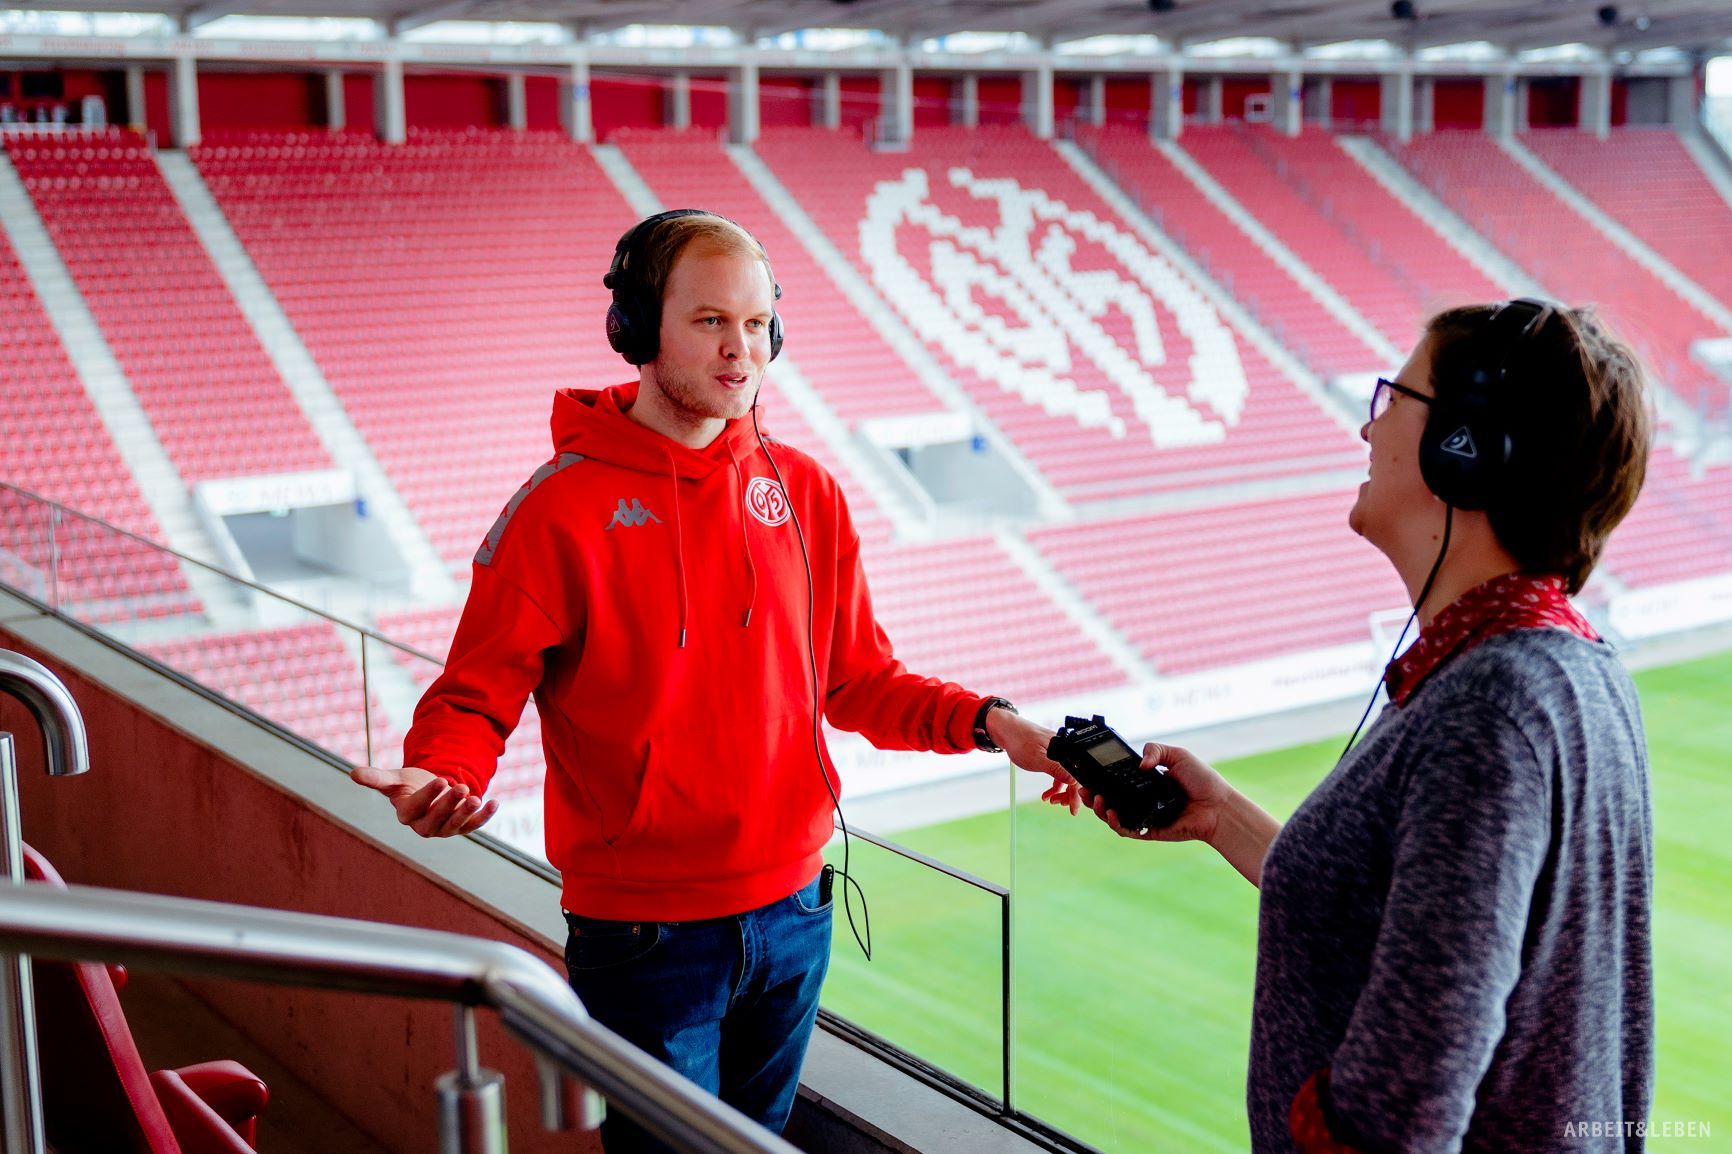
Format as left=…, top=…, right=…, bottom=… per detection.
left=820, top=648, right=1732, bottom=1153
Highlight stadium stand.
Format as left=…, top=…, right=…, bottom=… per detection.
left=1390, top=130, right=1731, bottom=413
left=0, top=227, right=192, bottom=616
left=1521, top=128, right=1732, bottom=319
left=4, top=131, right=333, bottom=482
left=1027, top=488, right=1409, bottom=676
left=1602, top=447, right=1732, bottom=587
left=613, top=127, right=951, bottom=423
left=138, top=621, right=375, bottom=764
left=757, top=124, right=1369, bottom=504
left=190, top=129, right=640, bottom=570
left=1169, top=124, right=1507, bottom=348
left=1078, top=122, right=1390, bottom=378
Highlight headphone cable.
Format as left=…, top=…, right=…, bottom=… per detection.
left=753, top=399, right=872, bottom=961
left=1340, top=504, right=1454, bottom=760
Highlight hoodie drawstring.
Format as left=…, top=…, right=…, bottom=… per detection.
left=668, top=452, right=689, bottom=648
left=733, top=448, right=759, bottom=629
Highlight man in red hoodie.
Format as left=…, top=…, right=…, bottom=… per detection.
left=354, top=210, right=1073, bottom=1150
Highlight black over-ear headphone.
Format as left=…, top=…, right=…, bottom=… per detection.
left=1418, top=297, right=1550, bottom=511
left=604, top=208, right=784, bottom=366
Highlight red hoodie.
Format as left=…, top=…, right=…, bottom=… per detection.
left=403, top=382, right=991, bottom=920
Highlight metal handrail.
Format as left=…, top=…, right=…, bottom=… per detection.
left=0, top=880, right=800, bottom=1154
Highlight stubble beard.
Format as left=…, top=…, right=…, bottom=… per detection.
left=649, top=358, right=756, bottom=428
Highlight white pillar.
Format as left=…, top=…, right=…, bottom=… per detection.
left=560, top=58, right=592, bottom=142
left=1272, top=68, right=1302, bottom=136
left=505, top=73, right=527, bottom=131
left=1023, top=63, right=1053, bottom=139
left=1515, top=77, right=1531, bottom=131
left=1486, top=72, right=1517, bottom=137
left=325, top=70, right=346, bottom=131
left=1151, top=67, right=1183, bottom=140
left=880, top=61, right=913, bottom=144
left=1415, top=75, right=1435, bottom=134
left=816, top=72, right=841, bottom=130
left=1086, top=75, right=1106, bottom=127
left=665, top=73, right=690, bottom=131
left=1381, top=69, right=1413, bottom=143
left=957, top=74, right=979, bottom=127
left=1579, top=69, right=1611, bottom=138
left=125, top=66, right=147, bottom=131
left=729, top=61, right=759, bottom=144
left=1668, top=74, right=1698, bottom=128
left=375, top=59, right=405, bottom=144
left=1204, top=75, right=1224, bottom=123
left=1308, top=76, right=1333, bottom=128
left=170, top=55, right=200, bottom=147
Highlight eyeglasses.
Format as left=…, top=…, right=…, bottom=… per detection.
left=1370, top=377, right=1433, bottom=423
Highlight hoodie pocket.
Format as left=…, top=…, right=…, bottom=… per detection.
left=602, top=738, right=662, bottom=847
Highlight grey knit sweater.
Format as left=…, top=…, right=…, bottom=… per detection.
left=1249, top=629, right=1654, bottom=1153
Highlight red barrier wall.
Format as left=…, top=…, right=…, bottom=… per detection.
left=199, top=72, right=322, bottom=131
left=1433, top=78, right=1484, bottom=128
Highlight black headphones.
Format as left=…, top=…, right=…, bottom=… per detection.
left=604, top=208, right=784, bottom=366
left=1417, top=297, right=1549, bottom=512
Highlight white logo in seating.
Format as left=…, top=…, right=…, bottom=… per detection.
left=860, top=167, right=1249, bottom=449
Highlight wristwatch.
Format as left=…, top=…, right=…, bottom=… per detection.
left=973, top=697, right=1017, bottom=753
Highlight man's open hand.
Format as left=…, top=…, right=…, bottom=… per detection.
left=350, top=764, right=499, bottom=838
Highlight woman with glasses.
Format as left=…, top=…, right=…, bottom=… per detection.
left=1067, top=302, right=1655, bottom=1153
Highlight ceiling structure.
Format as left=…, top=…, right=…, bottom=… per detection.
left=5, top=0, right=1732, bottom=55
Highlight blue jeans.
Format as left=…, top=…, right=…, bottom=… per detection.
left=563, top=871, right=833, bottom=1154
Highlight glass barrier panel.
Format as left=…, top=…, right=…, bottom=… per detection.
left=819, top=824, right=1007, bottom=1102
left=360, top=623, right=552, bottom=867
left=0, top=487, right=55, bottom=609
left=44, top=505, right=372, bottom=767
left=1008, top=738, right=1338, bottom=1153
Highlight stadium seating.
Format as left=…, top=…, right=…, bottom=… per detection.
left=1521, top=128, right=1732, bottom=325
left=757, top=124, right=1367, bottom=504
left=614, top=128, right=951, bottom=423
left=139, top=621, right=376, bottom=766
left=0, top=223, right=191, bottom=614
left=1171, top=124, right=1506, bottom=347
left=1390, top=130, right=1729, bottom=413
left=1028, top=488, right=1409, bottom=675
left=1079, top=123, right=1389, bottom=379
left=191, top=130, right=641, bottom=570
left=4, top=131, right=333, bottom=482
left=1602, top=446, right=1732, bottom=587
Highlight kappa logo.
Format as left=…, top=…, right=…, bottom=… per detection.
left=606, top=498, right=662, bottom=530
left=1440, top=427, right=1479, bottom=460
left=745, top=477, right=790, bottom=527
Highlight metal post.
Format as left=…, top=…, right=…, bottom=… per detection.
left=536, top=1052, right=604, bottom=1132
left=437, top=1005, right=506, bottom=1154
left=0, top=734, right=44, bottom=1154
left=0, top=651, right=87, bottom=1154
left=45, top=510, right=59, bottom=613
left=359, top=633, right=373, bottom=769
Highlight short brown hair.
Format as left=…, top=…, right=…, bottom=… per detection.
left=625, top=211, right=771, bottom=312
left=1425, top=302, right=1651, bottom=594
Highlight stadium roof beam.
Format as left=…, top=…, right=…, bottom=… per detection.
left=388, top=0, right=484, bottom=35
left=181, top=0, right=250, bottom=31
